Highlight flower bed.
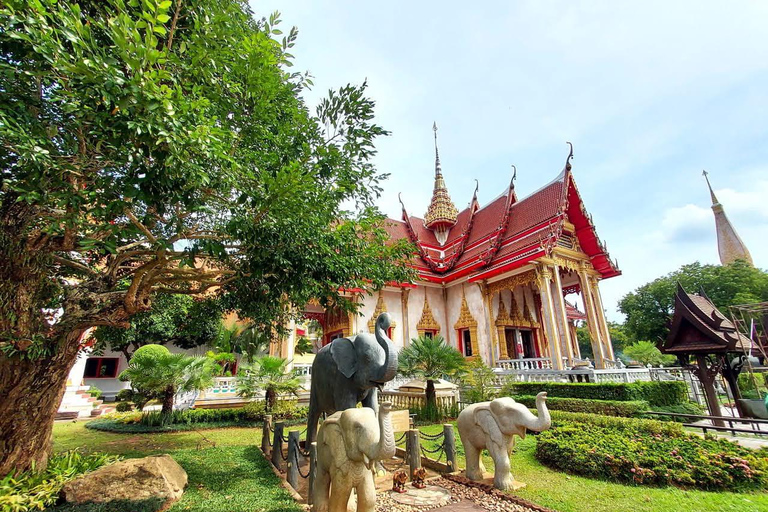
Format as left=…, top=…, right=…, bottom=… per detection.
left=535, top=421, right=768, bottom=491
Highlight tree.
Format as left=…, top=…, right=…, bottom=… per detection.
left=576, top=321, right=632, bottom=361
left=118, top=344, right=216, bottom=421
left=623, top=341, right=676, bottom=367
left=0, top=0, right=413, bottom=473
left=461, top=358, right=497, bottom=403
left=619, top=261, right=768, bottom=343
left=93, top=295, right=223, bottom=361
left=398, top=335, right=467, bottom=412
left=236, top=355, right=300, bottom=411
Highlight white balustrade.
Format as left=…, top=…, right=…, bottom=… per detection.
left=378, top=389, right=459, bottom=410
left=496, top=357, right=553, bottom=370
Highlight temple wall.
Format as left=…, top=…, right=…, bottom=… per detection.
left=358, top=289, right=406, bottom=349
left=445, top=283, right=493, bottom=365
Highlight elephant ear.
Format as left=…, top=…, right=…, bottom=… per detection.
left=473, top=406, right=507, bottom=451
left=330, top=337, right=357, bottom=378
left=490, top=397, right=525, bottom=439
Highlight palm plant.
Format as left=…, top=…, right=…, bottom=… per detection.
left=118, top=344, right=216, bottom=422
left=398, top=335, right=467, bottom=412
left=236, top=355, right=300, bottom=411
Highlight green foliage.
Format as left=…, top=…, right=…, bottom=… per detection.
left=114, top=388, right=152, bottom=410
left=500, top=381, right=688, bottom=407
left=0, top=451, right=119, bottom=512
left=460, top=359, right=498, bottom=404
left=119, top=344, right=217, bottom=418
left=235, top=356, right=300, bottom=411
left=513, top=396, right=649, bottom=417
left=86, top=386, right=102, bottom=399
left=535, top=421, right=768, bottom=491
left=577, top=322, right=632, bottom=360
left=294, top=336, right=314, bottom=356
left=738, top=371, right=768, bottom=400
left=115, top=401, right=133, bottom=412
left=642, top=402, right=706, bottom=422
left=623, top=341, right=677, bottom=367
left=548, top=410, right=684, bottom=436
left=398, top=335, right=467, bottom=381
left=409, top=403, right=461, bottom=424
left=94, top=296, right=224, bottom=359
left=619, top=261, right=768, bottom=342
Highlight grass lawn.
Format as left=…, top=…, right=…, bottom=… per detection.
left=51, top=421, right=768, bottom=512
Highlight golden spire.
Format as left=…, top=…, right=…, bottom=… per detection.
left=424, top=122, right=458, bottom=244
left=702, top=170, right=753, bottom=266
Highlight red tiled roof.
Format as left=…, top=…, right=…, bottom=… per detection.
left=393, top=167, right=619, bottom=283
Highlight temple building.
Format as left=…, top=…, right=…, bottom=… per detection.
left=703, top=171, right=753, bottom=266
left=294, top=126, right=622, bottom=370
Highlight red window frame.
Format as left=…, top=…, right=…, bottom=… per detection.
left=422, top=330, right=437, bottom=339
left=83, top=357, right=119, bottom=378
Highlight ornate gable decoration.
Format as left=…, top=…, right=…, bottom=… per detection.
left=368, top=292, right=397, bottom=332
left=495, top=294, right=537, bottom=328
left=454, top=291, right=478, bottom=329
left=417, top=294, right=440, bottom=333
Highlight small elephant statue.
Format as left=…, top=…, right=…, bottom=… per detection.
left=457, top=392, right=551, bottom=490
left=313, top=402, right=396, bottom=512
left=411, top=467, right=427, bottom=489
left=392, top=470, right=408, bottom=493
left=307, top=313, right=398, bottom=445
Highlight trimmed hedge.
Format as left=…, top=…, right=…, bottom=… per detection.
left=535, top=421, right=768, bottom=491
left=501, top=381, right=687, bottom=407
left=514, top=395, right=648, bottom=417
left=548, top=410, right=684, bottom=436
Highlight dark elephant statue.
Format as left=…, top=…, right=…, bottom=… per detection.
left=307, top=312, right=398, bottom=444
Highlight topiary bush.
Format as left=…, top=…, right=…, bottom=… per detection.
left=115, top=401, right=133, bottom=412
left=535, top=421, right=768, bottom=491
left=548, top=410, right=684, bottom=436
left=500, top=381, right=688, bottom=406
left=514, top=395, right=648, bottom=417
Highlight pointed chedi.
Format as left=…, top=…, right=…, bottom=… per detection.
left=703, top=170, right=753, bottom=266
left=424, top=122, right=458, bottom=245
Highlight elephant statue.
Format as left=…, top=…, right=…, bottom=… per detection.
left=307, top=313, right=397, bottom=445
left=312, top=402, right=396, bottom=512
left=457, top=392, right=551, bottom=490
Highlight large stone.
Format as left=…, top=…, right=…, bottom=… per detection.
left=62, top=454, right=187, bottom=505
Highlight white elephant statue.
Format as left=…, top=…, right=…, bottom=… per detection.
left=313, top=402, right=395, bottom=512
left=457, top=392, right=551, bottom=490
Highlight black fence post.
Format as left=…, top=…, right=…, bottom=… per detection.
left=261, top=414, right=272, bottom=455
left=308, top=441, right=317, bottom=505
left=271, top=421, right=284, bottom=469
left=287, top=430, right=300, bottom=489
left=407, top=429, right=421, bottom=478
left=443, top=424, right=457, bottom=473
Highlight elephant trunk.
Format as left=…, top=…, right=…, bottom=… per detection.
left=375, top=313, right=398, bottom=383
left=529, top=392, right=551, bottom=432
left=371, top=401, right=395, bottom=460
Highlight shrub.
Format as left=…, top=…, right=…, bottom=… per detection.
left=86, top=386, right=102, bottom=399
left=115, top=401, right=133, bottom=412
left=0, top=451, right=119, bottom=511
left=114, top=388, right=153, bottom=411
left=535, top=421, right=768, bottom=491
left=641, top=402, right=705, bottom=422
left=548, top=410, right=683, bottom=436
left=500, top=381, right=687, bottom=406
left=513, top=395, right=648, bottom=417
left=738, top=372, right=768, bottom=400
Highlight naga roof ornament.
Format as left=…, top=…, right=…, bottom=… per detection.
left=424, top=122, right=459, bottom=243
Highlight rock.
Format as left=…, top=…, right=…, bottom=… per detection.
left=62, top=454, right=187, bottom=505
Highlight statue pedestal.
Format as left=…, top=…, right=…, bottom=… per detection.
left=475, top=473, right=526, bottom=491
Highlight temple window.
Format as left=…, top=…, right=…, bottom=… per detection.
left=459, top=329, right=473, bottom=357
left=83, top=357, right=119, bottom=378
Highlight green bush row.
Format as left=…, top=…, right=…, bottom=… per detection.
left=514, top=395, right=648, bottom=417
left=535, top=421, right=768, bottom=491
left=0, top=451, right=119, bottom=512
left=501, top=381, right=688, bottom=406
left=547, top=410, right=684, bottom=436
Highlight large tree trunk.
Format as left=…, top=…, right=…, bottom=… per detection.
left=0, top=330, right=85, bottom=475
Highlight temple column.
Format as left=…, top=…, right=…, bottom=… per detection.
left=579, top=267, right=605, bottom=368
left=537, top=267, right=564, bottom=370
left=401, top=288, right=411, bottom=346
left=590, top=277, right=615, bottom=362
left=552, top=264, right=575, bottom=367
left=479, top=281, right=499, bottom=366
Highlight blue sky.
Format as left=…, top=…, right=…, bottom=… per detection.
left=251, top=1, right=768, bottom=320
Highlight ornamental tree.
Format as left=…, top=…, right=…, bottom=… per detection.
left=398, top=335, right=467, bottom=413
left=0, top=0, right=413, bottom=473
left=619, top=260, right=768, bottom=342
left=236, top=355, right=300, bottom=411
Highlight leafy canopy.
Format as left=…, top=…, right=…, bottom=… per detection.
left=623, top=340, right=676, bottom=367
left=398, top=335, right=467, bottom=382
left=0, top=0, right=414, bottom=356
left=619, top=261, right=768, bottom=342
left=118, top=344, right=216, bottom=396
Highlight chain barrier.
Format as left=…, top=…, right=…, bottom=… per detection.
left=394, top=432, right=407, bottom=447
left=381, top=457, right=407, bottom=470
left=281, top=433, right=290, bottom=443
left=293, top=449, right=311, bottom=478
left=419, top=430, right=444, bottom=441
left=420, top=439, right=445, bottom=454
left=280, top=448, right=288, bottom=461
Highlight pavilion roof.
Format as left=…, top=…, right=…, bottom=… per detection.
left=389, top=153, right=621, bottom=284
left=661, top=283, right=752, bottom=354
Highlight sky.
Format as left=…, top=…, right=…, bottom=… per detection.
left=251, top=1, right=768, bottom=320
